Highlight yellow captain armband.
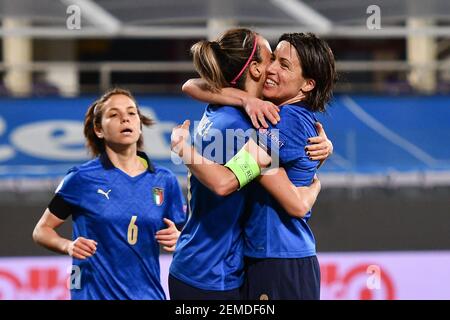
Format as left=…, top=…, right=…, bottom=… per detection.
left=224, top=148, right=261, bottom=189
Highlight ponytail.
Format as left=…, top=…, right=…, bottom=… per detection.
left=191, top=40, right=227, bottom=91
left=190, top=28, right=261, bottom=91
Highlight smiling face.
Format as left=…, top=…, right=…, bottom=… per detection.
left=257, top=35, right=273, bottom=76
left=255, top=35, right=273, bottom=95
left=94, top=94, right=142, bottom=148
left=262, top=40, right=314, bottom=106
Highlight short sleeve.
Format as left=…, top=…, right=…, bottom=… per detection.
left=257, top=107, right=308, bottom=164
left=165, top=174, right=187, bottom=226
left=48, top=168, right=81, bottom=220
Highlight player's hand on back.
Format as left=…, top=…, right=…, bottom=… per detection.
left=243, top=97, right=280, bottom=129
left=171, top=120, right=191, bottom=157
left=67, top=237, right=97, bottom=259
left=155, top=218, right=180, bottom=253
left=305, top=122, right=333, bottom=162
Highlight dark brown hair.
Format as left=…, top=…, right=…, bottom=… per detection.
left=83, top=88, right=154, bottom=156
left=279, top=33, right=337, bottom=112
left=191, top=28, right=262, bottom=91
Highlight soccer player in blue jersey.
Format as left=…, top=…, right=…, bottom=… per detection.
left=175, top=32, right=336, bottom=300
left=168, top=29, right=330, bottom=300
left=32, top=88, right=186, bottom=300
left=241, top=34, right=335, bottom=300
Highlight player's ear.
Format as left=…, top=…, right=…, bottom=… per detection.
left=94, top=125, right=104, bottom=139
left=249, top=61, right=262, bottom=79
left=301, top=78, right=316, bottom=93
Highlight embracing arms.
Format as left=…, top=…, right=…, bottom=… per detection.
left=183, top=78, right=333, bottom=161
left=171, top=121, right=320, bottom=218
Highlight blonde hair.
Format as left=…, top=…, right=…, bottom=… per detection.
left=191, top=28, right=261, bottom=91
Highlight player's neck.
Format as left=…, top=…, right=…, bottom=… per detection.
left=244, top=82, right=262, bottom=99
left=105, top=145, right=146, bottom=177
left=278, top=91, right=306, bottom=106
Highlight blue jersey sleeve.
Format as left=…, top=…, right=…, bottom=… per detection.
left=165, top=174, right=187, bottom=226
left=257, top=106, right=309, bottom=164
left=49, top=168, right=82, bottom=219
left=55, top=168, right=82, bottom=206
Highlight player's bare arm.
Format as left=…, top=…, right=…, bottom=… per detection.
left=183, top=78, right=280, bottom=129
left=33, top=209, right=97, bottom=260
left=171, top=120, right=321, bottom=217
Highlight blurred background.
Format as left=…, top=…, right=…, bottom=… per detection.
left=0, top=0, right=449, bottom=300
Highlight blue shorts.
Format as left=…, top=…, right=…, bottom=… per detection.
left=169, top=274, right=242, bottom=300
left=242, top=255, right=321, bottom=300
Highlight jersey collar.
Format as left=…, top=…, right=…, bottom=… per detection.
left=99, top=151, right=155, bottom=173
left=289, top=100, right=309, bottom=109
left=283, top=101, right=318, bottom=121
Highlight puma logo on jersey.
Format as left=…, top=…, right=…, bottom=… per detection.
left=97, top=188, right=111, bottom=200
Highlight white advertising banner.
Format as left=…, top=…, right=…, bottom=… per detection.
left=318, top=251, right=450, bottom=300
left=0, top=251, right=449, bottom=300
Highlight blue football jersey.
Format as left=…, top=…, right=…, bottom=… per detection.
left=50, top=151, right=186, bottom=300
left=170, top=105, right=256, bottom=291
left=245, top=102, right=320, bottom=258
